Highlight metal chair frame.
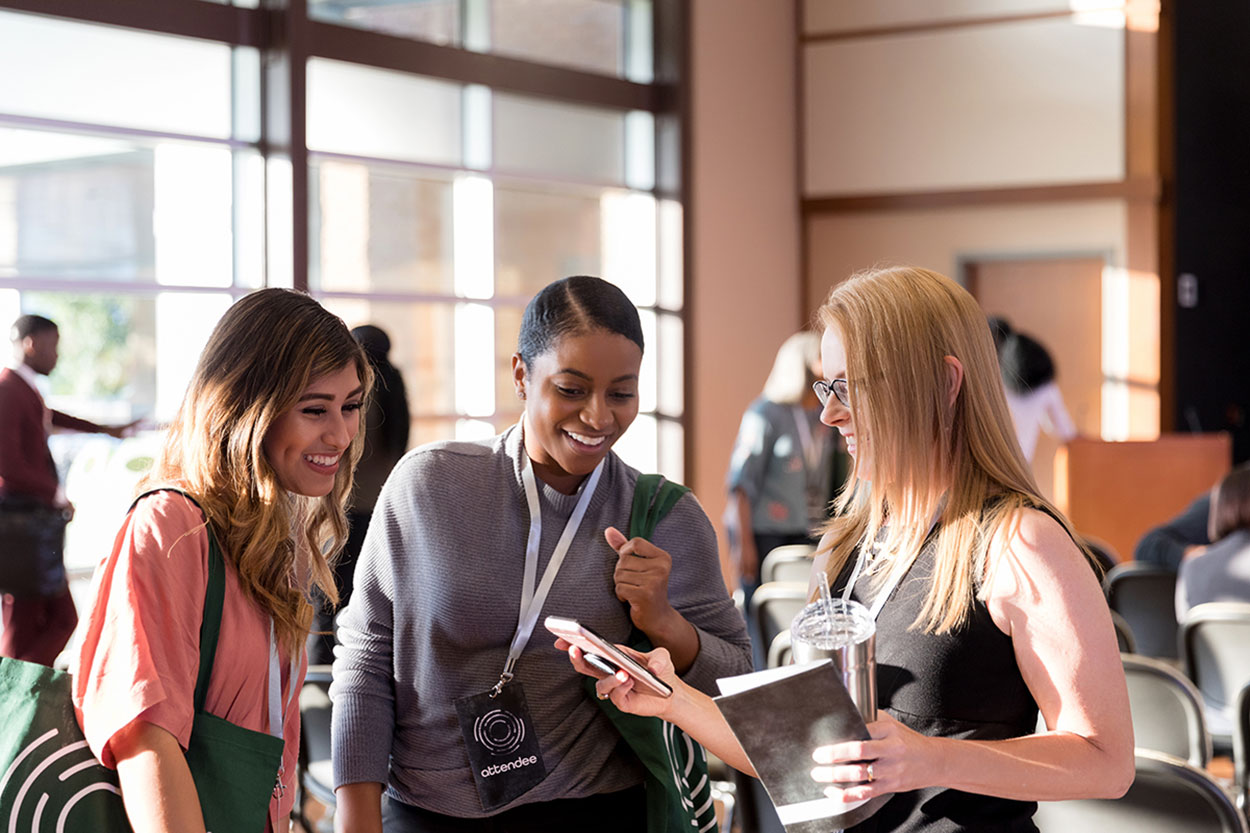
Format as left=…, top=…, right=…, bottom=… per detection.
left=1181, top=602, right=1250, bottom=749
left=1033, top=749, right=1247, bottom=833
left=759, top=544, right=817, bottom=585
left=1104, top=562, right=1180, bottom=660
left=1121, top=652, right=1212, bottom=768
left=747, top=581, right=808, bottom=670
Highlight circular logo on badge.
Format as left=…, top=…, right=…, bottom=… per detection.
left=473, top=708, right=526, bottom=756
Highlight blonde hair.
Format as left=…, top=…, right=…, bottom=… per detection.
left=816, top=266, right=1088, bottom=633
left=762, top=331, right=822, bottom=405
left=141, top=289, right=373, bottom=653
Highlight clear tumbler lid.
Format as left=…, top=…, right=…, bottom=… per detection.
left=791, top=597, right=875, bottom=649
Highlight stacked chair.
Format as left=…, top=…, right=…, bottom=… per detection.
left=1181, top=603, right=1250, bottom=752
left=758, top=544, right=816, bottom=585
left=296, top=666, right=336, bottom=833
left=1098, top=568, right=1250, bottom=829
left=1033, top=750, right=1246, bottom=833
left=1104, top=562, right=1180, bottom=661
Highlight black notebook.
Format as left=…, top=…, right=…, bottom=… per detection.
left=715, top=661, right=889, bottom=832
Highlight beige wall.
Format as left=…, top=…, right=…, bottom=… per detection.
left=805, top=200, right=1128, bottom=309
left=804, top=19, right=1125, bottom=195
left=804, top=201, right=1160, bottom=441
left=802, top=0, right=1108, bottom=34
left=800, top=5, right=1160, bottom=444
left=689, top=0, right=801, bottom=584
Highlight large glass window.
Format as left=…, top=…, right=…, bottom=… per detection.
left=0, top=0, right=684, bottom=652
left=306, top=73, right=677, bottom=477
left=308, top=0, right=654, bottom=81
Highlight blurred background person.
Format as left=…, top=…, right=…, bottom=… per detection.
left=1135, top=488, right=1212, bottom=572
left=308, top=324, right=410, bottom=666
left=1175, top=463, right=1250, bottom=620
left=0, top=314, right=136, bottom=667
left=725, top=331, right=840, bottom=666
left=991, top=316, right=1078, bottom=464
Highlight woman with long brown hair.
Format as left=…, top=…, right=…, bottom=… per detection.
left=73, top=288, right=372, bottom=832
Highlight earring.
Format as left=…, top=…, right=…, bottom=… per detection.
left=518, top=389, right=526, bottom=400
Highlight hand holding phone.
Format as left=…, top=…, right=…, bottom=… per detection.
left=544, top=616, right=674, bottom=698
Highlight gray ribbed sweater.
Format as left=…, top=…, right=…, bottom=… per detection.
left=330, top=424, right=752, bottom=817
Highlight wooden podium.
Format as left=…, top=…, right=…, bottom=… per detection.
left=1053, top=434, right=1232, bottom=563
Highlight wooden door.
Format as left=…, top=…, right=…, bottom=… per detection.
left=966, top=257, right=1104, bottom=501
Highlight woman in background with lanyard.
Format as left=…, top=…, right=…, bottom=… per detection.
left=331, top=275, right=751, bottom=832
left=725, top=331, right=839, bottom=665
left=74, top=289, right=371, bottom=832
left=563, top=267, right=1134, bottom=832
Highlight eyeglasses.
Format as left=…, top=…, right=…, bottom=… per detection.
left=812, top=379, right=850, bottom=408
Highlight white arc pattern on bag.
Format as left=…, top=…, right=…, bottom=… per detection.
left=2, top=728, right=121, bottom=833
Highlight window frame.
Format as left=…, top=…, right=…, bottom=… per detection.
left=0, top=0, right=691, bottom=475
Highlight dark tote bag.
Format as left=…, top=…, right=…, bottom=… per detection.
left=0, top=499, right=70, bottom=597
left=587, top=474, right=720, bottom=833
left=0, top=489, right=284, bottom=832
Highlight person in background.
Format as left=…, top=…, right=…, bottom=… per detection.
left=0, top=314, right=137, bottom=666
left=1175, top=464, right=1250, bottom=620
left=308, top=324, right=409, bottom=666
left=990, top=317, right=1077, bottom=463
left=73, top=289, right=372, bottom=832
left=331, top=275, right=751, bottom=833
left=1134, top=490, right=1212, bottom=572
left=566, top=267, right=1133, bottom=833
left=725, top=331, right=838, bottom=665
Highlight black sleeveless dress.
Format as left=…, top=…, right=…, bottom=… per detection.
left=834, top=532, right=1040, bottom=833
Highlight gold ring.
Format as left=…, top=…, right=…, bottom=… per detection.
left=866, top=763, right=875, bottom=782
left=597, top=692, right=609, bottom=701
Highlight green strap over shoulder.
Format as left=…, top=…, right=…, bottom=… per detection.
left=128, top=488, right=225, bottom=714
left=628, top=473, right=690, bottom=541
left=594, top=473, right=717, bottom=833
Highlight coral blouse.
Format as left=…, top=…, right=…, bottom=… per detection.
left=73, top=491, right=305, bottom=832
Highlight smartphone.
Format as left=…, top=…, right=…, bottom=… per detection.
left=544, top=615, right=674, bottom=698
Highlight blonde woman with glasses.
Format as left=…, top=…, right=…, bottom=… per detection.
left=562, top=266, right=1134, bottom=833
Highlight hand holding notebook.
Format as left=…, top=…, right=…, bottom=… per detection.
left=715, top=661, right=890, bottom=832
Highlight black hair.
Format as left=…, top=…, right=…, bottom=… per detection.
left=10, top=314, right=57, bottom=343
left=516, top=275, right=644, bottom=369
left=351, top=324, right=392, bottom=365
left=998, top=331, right=1056, bottom=394
left=987, top=316, right=1011, bottom=353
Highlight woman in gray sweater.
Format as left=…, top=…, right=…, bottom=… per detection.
left=331, top=275, right=752, bottom=832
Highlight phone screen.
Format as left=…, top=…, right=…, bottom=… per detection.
left=544, top=616, right=673, bottom=698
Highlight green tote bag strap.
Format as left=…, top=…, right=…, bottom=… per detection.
left=590, top=474, right=720, bottom=833
left=129, top=488, right=285, bottom=833
left=0, top=489, right=285, bottom=833
left=628, top=474, right=690, bottom=542
left=128, top=488, right=225, bottom=714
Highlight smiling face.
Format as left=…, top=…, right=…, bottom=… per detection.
left=262, top=363, right=364, bottom=497
left=819, top=325, right=871, bottom=481
left=513, top=329, right=642, bottom=494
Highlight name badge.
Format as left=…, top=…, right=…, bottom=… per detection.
left=454, top=683, right=548, bottom=811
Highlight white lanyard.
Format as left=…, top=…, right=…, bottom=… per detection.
left=841, top=506, right=945, bottom=620
left=840, top=540, right=908, bottom=621
left=267, top=620, right=299, bottom=740
left=491, top=447, right=605, bottom=697
left=266, top=620, right=300, bottom=802
left=791, top=406, right=821, bottom=473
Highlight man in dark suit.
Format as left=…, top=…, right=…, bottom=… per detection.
left=0, top=314, right=132, bottom=665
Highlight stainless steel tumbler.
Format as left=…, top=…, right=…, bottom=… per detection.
left=790, top=598, right=877, bottom=722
